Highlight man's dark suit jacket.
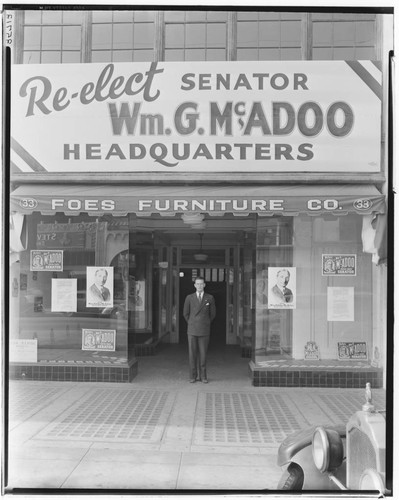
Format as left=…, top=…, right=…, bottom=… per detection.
left=89, top=283, right=110, bottom=302
left=271, top=284, right=293, bottom=303
left=183, top=292, right=216, bottom=336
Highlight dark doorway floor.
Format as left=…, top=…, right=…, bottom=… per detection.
left=134, top=343, right=248, bottom=386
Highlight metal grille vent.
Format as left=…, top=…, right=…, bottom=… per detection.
left=34, top=389, right=175, bottom=443
left=193, top=392, right=309, bottom=447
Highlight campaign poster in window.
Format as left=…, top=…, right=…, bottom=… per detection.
left=86, top=266, right=113, bottom=308
left=268, top=267, right=296, bottom=309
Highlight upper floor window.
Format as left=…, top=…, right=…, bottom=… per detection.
left=164, top=11, right=228, bottom=61
left=91, top=10, right=155, bottom=62
left=22, top=10, right=83, bottom=63
left=311, top=13, right=376, bottom=60
left=236, top=12, right=302, bottom=60
left=18, top=10, right=378, bottom=64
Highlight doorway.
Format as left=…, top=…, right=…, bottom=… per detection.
left=178, top=268, right=227, bottom=349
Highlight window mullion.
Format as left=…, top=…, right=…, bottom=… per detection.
left=155, top=10, right=164, bottom=61
left=302, top=12, right=312, bottom=60
left=82, top=10, right=92, bottom=63
left=227, top=11, right=236, bottom=61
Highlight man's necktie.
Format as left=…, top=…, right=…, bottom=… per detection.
left=198, top=293, right=202, bottom=303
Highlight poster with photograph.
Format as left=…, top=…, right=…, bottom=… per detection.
left=51, top=279, right=77, bottom=312
left=30, top=250, right=63, bottom=271
left=128, top=279, right=145, bottom=311
left=82, top=329, right=116, bottom=351
left=327, top=287, right=354, bottom=321
left=86, top=266, right=113, bottom=308
left=322, top=254, right=357, bottom=276
left=268, top=267, right=296, bottom=309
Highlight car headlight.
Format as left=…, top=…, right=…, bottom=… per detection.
left=359, top=469, right=385, bottom=492
left=312, top=427, right=344, bottom=473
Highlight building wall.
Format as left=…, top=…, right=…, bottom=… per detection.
left=8, top=7, right=392, bottom=385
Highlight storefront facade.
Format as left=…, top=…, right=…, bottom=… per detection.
left=7, top=8, right=392, bottom=387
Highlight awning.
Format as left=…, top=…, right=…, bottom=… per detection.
left=10, top=184, right=385, bottom=217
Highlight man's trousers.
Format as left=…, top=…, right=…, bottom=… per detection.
left=187, top=334, right=209, bottom=379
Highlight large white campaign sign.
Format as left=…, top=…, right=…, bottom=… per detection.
left=11, top=60, right=381, bottom=174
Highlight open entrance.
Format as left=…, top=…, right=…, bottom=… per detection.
left=178, top=267, right=227, bottom=349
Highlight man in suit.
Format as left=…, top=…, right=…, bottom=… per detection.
left=183, top=276, right=216, bottom=383
left=88, top=268, right=111, bottom=303
left=271, top=268, right=293, bottom=304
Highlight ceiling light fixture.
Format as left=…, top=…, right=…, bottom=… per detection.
left=194, top=233, right=208, bottom=262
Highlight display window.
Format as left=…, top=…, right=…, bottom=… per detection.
left=253, top=214, right=375, bottom=365
left=10, top=213, right=130, bottom=365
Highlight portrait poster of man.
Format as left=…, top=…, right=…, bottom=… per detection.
left=268, top=267, right=296, bottom=309
left=86, top=266, right=114, bottom=308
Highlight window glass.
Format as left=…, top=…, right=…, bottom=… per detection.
left=259, top=12, right=280, bottom=20
left=42, top=10, right=62, bottom=24
left=164, top=48, right=185, bottom=61
left=114, top=24, right=133, bottom=49
left=92, top=10, right=113, bottom=22
left=334, top=47, right=355, bottom=59
left=237, top=12, right=259, bottom=21
left=186, top=23, right=206, bottom=48
left=259, top=48, right=280, bottom=60
left=41, top=51, right=61, bottom=63
left=186, top=11, right=206, bottom=22
left=113, top=50, right=133, bottom=62
left=259, top=21, right=280, bottom=47
left=133, top=49, right=154, bottom=61
left=281, top=12, right=302, bottom=20
left=254, top=218, right=293, bottom=362
left=312, top=13, right=334, bottom=21
left=206, top=11, right=227, bottom=21
left=134, top=11, right=156, bottom=22
left=23, top=51, right=41, bottom=63
left=24, top=26, right=41, bottom=50
left=207, top=23, right=226, bottom=47
left=62, top=51, right=81, bottom=63
left=92, top=24, right=112, bottom=49
left=113, top=10, right=134, bottom=23
left=280, top=20, right=301, bottom=46
left=312, top=47, right=333, bottom=60
left=42, top=26, right=62, bottom=50
left=313, top=22, right=333, bottom=46
left=206, top=48, right=226, bottom=60
left=165, top=24, right=185, bottom=48
left=334, top=22, right=356, bottom=46
left=63, top=26, right=82, bottom=50
left=355, top=47, right=375, bottom=59
left=356, top=21, right=375, bottom=45
left=91, top=50, right=112, bottom=62
left=24, top=10, right=42, bottom=24
left=237, top=21, right=257, bottom=47
left=237, top=48, right=259, bottom=60
left=164, top=11, right=185, bottom=22
left=13, top=214, right=129, bottom=366
left=133, top=23, right=154, bottom=48
left=281, top=47, right=302, bottom=60
left=63, top=11, right=84, bottom=24
left=185, top=48, right=206, bottom=60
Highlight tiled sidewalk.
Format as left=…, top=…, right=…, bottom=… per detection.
left=5, top=376, right=386, bottom=492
